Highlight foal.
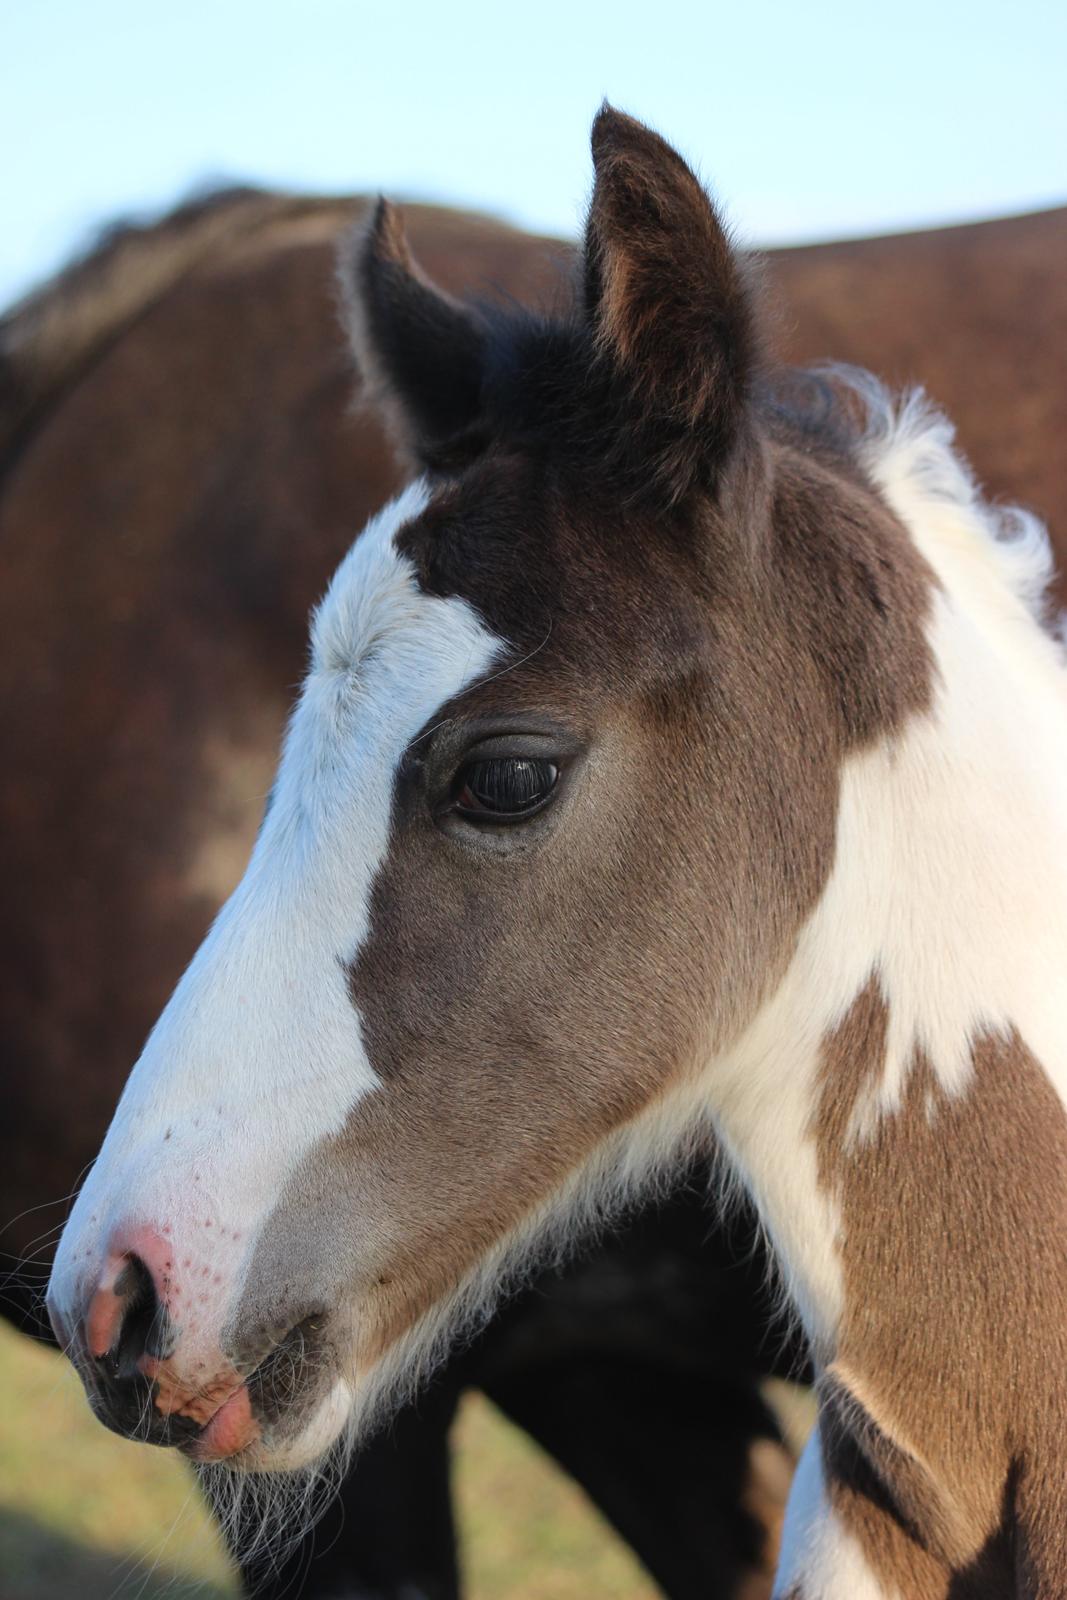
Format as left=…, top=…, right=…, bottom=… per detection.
left=49, top=108, right=1067, bottom=1598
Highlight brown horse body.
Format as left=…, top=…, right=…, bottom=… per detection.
left=5, top=178, right=1065, bottom=1600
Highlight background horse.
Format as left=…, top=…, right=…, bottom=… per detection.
left=4, top=162, right=1065, bottom=1596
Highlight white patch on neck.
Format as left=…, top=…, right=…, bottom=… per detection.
left=775, top=1427, right=903, bottom=1599
left=712, top=984, right=847, bottom=1354
left=775, top=567, right=1067, bottom=1156
left=711, top=380, right=1067, bottom=1356
left=848, top=379, right=1067, bottom=1117
left=50, top=482, right=504, bottom=1344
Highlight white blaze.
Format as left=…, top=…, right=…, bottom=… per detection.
left=49, top=481, right=503, bottom=1360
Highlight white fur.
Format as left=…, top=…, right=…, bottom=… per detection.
left=746, top=381, right=1067, bottom=1593
left=775, top=1428, right=901, bottom=1599
left=708, top=382, right=1067, bottom=1368
left=847, top=367, right=1058, bottom=633
left=49, top=481, right=503, bottom=1404
left=848, top=378, right=1067, bottom=1112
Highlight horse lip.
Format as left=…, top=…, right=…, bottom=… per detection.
left=165, top=1313, right=329, bottom=1458
left=181, top=1380, right=258, bottom=1463
left=175, top=1319, right=315, bottom=1461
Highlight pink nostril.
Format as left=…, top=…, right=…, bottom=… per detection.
left=115, top=1223, right=176, bottom=1284
left=83, top=1223, right=175, bottom=1361
left=85, top=1257, right=131, bottom=1358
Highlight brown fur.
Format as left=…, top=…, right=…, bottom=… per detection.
left=0, top=190, right=357, bottom=463
left=814, top=984, right=1067, bottom=1595
left=231, top=119, right=939, bottom=1398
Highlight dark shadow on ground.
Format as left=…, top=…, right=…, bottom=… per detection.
left=0, top=1505, right=231, bottom=1600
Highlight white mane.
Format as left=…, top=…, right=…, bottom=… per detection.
left=833, top=365, right=1062, bottom=641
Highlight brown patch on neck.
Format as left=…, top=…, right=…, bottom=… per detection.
left=813, top=982, right=1067, bottom=1594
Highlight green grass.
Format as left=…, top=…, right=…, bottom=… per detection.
left=0, top=1322, right=661, bottom=1599
left=0, top=1320, right=235, bottom=1599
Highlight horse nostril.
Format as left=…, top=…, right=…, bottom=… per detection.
left=112, top=1254, right=160, bottom=1377
left=85, top=1251, right=164, bottom=1378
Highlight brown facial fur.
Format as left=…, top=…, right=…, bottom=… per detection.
left=814, top=984, right=1067, bottom=1595
left=238, top=363, right=936, bottom=1377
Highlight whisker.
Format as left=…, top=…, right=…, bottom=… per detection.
left=0, top=1159, right=98, bottom=1243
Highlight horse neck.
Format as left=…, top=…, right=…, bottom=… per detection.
left=708, top=467, right=1067, bottom=1361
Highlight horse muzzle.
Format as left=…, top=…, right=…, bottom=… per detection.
left=45, top=1216, right=328, bottom=1464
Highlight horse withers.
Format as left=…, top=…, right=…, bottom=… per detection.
left=48, top=109, right=1067, bottom=1597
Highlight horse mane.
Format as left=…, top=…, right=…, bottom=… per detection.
left=764, top=361, right=1062, bottom=639
left=833, top=364, right=1063, bottom=637
left=0, top=186, right=358, bottom=471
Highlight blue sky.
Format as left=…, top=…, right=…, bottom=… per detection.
left=3, top=0, right=1065, bottom=307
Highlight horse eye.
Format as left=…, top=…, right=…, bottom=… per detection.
left=454, top=757, right=559, bottom=821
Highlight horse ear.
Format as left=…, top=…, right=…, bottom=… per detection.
left=583, top=106, right=757, bottom=503
left=339, top=199, right=487, bottom=472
